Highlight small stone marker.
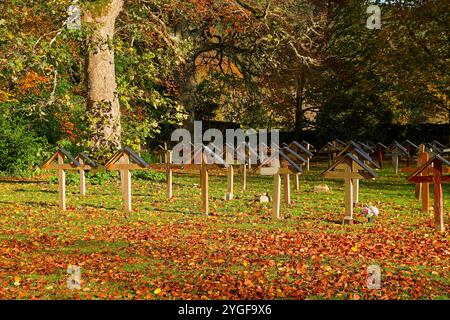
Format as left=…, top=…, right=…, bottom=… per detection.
left=314, top=184, right=331, bottom=193
left=256, top=193, right=271, bottom=203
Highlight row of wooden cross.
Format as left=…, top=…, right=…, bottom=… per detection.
left=41, top=141, right=315, bottom=216
left=318, top=140, right=449, bottom=232
left=41, top=139, right=449, bottom=232
left=317, top=139, right=449, bottom=175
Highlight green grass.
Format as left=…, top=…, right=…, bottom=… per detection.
left=0, top=162, right=448, bottom=300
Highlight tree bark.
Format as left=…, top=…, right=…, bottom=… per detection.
left=85, top=0, right=124, bottom=161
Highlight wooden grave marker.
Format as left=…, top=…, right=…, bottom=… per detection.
left=254, top=145, right=305, bottom=219
left=357, top=141, right=375, bottom=155
left=152, top=143, right=168, bottom=164
left=151, top=143, right=228, bottom=215
left=375, top=142, right=388, bottom=169
left=285, top=141, right=313, bottom=190
left=322, top=153, right=378, bottom=224
left=402, top=140, right=419, bottom=167
left=41, top=148, right=81, bottom=210
left=387, top=141, right=409, bottom=174
left=104, top=147, right=149, bottom=212
left=317, top=141, right=343, bottom=166
left=401, top=144, right=429, bottom=208
left=334, top=141, right=379, bottom=205
left=407, top=154, right=450, bottom=232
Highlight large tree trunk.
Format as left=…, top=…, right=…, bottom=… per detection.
left=294, top=73, right=306, bottom=138
left=85, top=0, right=124, bottom=161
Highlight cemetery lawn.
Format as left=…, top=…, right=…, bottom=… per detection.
left=0, top=164, right=449, bottom=300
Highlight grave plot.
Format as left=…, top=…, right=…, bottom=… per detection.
left=322, top=152, right=378, bottom=225
left=104, top=147, right=149, bottom=212
left=407, top=154, right=450, bottom=232
left=387, top=141, right=409, bottom=174
left=254, top=145, right=306, bottom=219
left=41, top=148, right=82, bottom=210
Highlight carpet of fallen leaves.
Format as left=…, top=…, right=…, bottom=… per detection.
left=0, top=165, right=449, bottom=300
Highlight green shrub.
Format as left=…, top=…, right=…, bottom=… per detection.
left=133, top=169, right=165, bottom=182
left=0, top=115, right=49, bottom=176
left=86, top=171, right=117, bottom=185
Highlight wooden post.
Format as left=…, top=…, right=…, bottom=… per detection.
left=420, top=148, right=430, bottom=212
left=58, top=153, right=66, bottom=210
left=305, top=143, right=311, bottom=171
left=343, top=164, right=354, bottom=224
left=283, top=173, right=291, bottom=204
left=226, top=165, right=234, bottom=200
left=273, top=174, right=281, bottom=219
left=79, top=157, right=86, bottom=196
left=433, top=161, right=445, bottom=232
left=240, top=164, right=247, bottom=191
left=123, top=153, right=132, bottom=212
left=166, top=151, right=173, bottom=199
left=293, top=173, right=299, bottom=191
left=352, top=160, right=359, bottom=205
left=332, top=141, right=337, bottom=160
left=392, top=151, right=399, bottom=174
left=120, top=169, right=125, bottom=193
left=415, top=145, right=427, bottom=199
left=201, top=166, right=209, bottom=215
left=377, top=145, right=383, bottom=169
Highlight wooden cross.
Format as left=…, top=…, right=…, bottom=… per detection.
left=152, top=143, right=168, bottom=164
left=149, top=143, right=228, bottom=215
left=387, top=141, right=409, bottom=174
left=287, top=141, right=314, bottom=188
left=298, top=141, right=315, bottom=171
left=255, top=146, right=305, bottom=219
left=357, top=141, right=375, bottom=155
left=431, top=140, right=446, bottom=151
left=401, top=144, right=430, bottom=210
left=323, top=153, right=378, bottom=224
left=165, top=150, right=173, bottom=199
left=402, top=140, right=419, bottom=167
left=41, top=148, right=81, bottom=210
left=334, top=141, right=379, bottom=205
left=407, top=154, right=450, bottom=232
left=105, top=147, right=149, bottom=212
left=317, top=141, right=343, bottom=166
left=375, top=143, right=387, bottom=169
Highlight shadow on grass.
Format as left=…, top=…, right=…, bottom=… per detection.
left=0, top=179, right=47, bottom=184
